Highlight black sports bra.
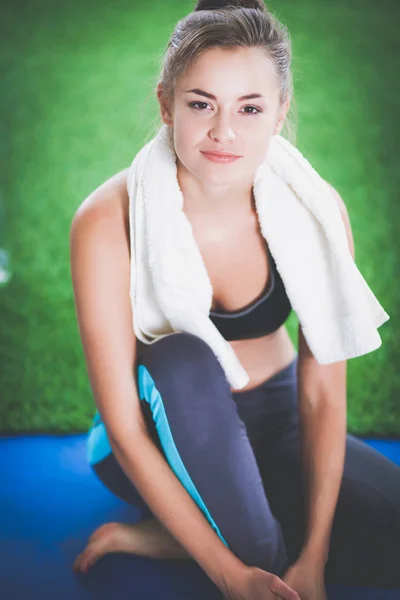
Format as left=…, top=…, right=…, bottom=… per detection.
left=209, top=244, right=292, bottom=341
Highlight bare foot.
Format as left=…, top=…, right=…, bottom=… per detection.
left=73, top=518, right=191, bottom=573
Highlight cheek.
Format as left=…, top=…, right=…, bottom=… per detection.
left=239, top=113, right=274, bottom=139
left=174, top=126, right=205, bottom=165
left=174, top=122, right=197, bottom=150
left=172, top=131, right=199, bottom=174
left=243, top=128, right=273, bottom=162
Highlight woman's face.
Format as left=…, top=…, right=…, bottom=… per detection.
left=159, top=46, right=289, bottom=189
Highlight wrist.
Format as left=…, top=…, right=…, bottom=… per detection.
left=216, top=556, right=249, bottom=595
left=298, top=544, right=328, bottom=569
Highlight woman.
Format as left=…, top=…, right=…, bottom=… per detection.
left=70, top=1, right=400, bottom=598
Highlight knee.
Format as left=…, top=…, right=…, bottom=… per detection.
left=138, top=332, right=228, bottom=396
left=135, top=332, right=236, bottom=449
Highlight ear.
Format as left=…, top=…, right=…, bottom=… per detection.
left=157, top=83, right=174, bottom=127
left=273, top=97, right=290, bottom=136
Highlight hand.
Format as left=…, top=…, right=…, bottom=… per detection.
left=281, top=555, right=328, bottom=600
left=222, top=565, right=300, bottom=600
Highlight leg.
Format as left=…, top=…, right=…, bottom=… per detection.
left=257, top=414, right=400, bottom=588
left=87, top=332, right=290, bottom=575
left=73, top=518, right=192, bottom=573
left=135, top=332, right=289, bottom=574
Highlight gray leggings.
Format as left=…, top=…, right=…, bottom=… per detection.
left=88, top=332, right=400, bottom=588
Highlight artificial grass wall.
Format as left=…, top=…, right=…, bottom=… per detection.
left=0, top=0, right=398, bottom=434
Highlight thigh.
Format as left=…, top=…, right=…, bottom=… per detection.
left=257, top=421, right=400, bottom=588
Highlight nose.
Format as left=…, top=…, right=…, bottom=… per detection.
left=209, top=111, right=236, bottom=146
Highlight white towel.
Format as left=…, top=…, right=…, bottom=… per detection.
left=127, top=124, right=390, bottom=390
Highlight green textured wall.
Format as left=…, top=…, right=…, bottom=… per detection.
left=0, top=0, right=398, bottom=434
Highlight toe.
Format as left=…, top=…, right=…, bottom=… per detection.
left=73, top=522, right=122, bottom=574
left=89, top=522, right=119, bottom=543
left=81, top=544, right=97, bottom=570
left=72, top=553, right=83, bottom=572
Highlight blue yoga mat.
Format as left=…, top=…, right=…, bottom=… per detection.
left=1, top=435, right=399, bottom=599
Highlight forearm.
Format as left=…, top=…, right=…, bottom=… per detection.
left=109, top=430, right=246, bottom=592
left=297, top=395, right=347, bottom=564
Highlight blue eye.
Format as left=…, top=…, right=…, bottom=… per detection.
left=188, top=102, right=261, bottom=115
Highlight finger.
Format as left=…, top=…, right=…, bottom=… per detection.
left=270, top=575, right=300, bottom=600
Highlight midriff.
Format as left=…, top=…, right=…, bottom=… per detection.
left=228, top=325, right=296, bottom=392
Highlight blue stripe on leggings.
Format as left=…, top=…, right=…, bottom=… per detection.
left=92, top=411, right=102, bottom=427
left=86, top=418, right=112, bottom=466
left=138, top=365, right=229, bottom=548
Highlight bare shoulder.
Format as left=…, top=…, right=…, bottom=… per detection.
left=71, top=167, right=130, bottom=249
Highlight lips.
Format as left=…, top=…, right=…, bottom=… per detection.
left=201, top=150, right=240, bottom=158
left=200, top=150, right=241, bottom=164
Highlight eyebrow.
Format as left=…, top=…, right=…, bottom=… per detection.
left=184, top=88, right=265, bottom=101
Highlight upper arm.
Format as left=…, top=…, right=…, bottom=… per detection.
left=70, top=172, right=146, bottom=447
left=298, top=324, right=347, bottom=406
